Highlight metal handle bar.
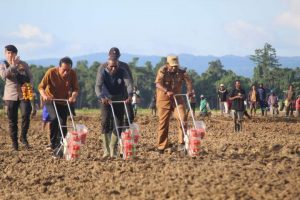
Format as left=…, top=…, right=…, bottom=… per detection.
left=109, top=101, right=132, bottom=150
left=173, top=94, right=197, bottom=137
left=52, top=99, right=76, bottom=144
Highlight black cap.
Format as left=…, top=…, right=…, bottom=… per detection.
left=5, top=45, right=18, bottom=54
left=108, top=47, right=120, bottom=60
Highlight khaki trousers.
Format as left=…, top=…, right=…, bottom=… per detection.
left=157, top=104, right=186, bottom=150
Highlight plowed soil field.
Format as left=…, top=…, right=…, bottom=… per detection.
left=1, top=111, right=300, bottom=200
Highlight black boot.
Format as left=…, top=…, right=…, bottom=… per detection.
left=21, top=132, right=30, bottom=149
left=11, top=136, right=19, bottom=151
left=234, top=124, right=238, bottom=132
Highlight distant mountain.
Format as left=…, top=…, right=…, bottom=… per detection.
left=23, top=53, right=300, bottom=77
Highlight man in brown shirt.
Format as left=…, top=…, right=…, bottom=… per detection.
left=0, top=45, right=34, bottom=151
left=38, top=57, right=79, bottom=157
left=155, top=55, right=193, bottom=154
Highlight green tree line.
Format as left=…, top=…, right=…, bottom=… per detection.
left=0, top=43, right=299, bottom=109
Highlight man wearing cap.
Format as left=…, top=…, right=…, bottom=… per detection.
left=0, top=45, right=35, bottom=151
left=95, top=58, right=133, bottom=158
left=155, top=55, right=193, bottom=154
left=100, top=47, right=134, bottom=123
left=218, top=83, right=228, bottom=116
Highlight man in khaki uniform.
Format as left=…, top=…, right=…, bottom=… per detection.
left=155, top=55, right=193, bottom=154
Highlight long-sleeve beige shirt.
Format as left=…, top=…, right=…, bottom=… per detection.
left=0, top=60, right=33, bottom=101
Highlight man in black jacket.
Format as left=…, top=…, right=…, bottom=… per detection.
left=229, top=80, right=246, bottom=132
left=100, top=47, right=135, bottom=125
left=95, top=58, right=133, bottom=158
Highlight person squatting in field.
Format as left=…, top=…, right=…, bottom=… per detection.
left=0, top=45, right=36, bottom=151
left=199, top=94, right=210, bottom=117
left=38, top=57, right=79, bottom=158
left=155, top=55, right=194, bottom=154
left=95, top=58, right=133, bottom=158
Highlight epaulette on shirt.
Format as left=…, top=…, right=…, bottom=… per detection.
left=160, top=66, right=187, bottom=74
left=159, top=66, right=168, bottom=74
left=178, top=67, right=187, bottom=73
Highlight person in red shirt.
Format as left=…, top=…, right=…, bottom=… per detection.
left=296, top=95, right=300, bottom=118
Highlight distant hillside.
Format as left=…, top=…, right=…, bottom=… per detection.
left=18, top=53, right=300, bottom=77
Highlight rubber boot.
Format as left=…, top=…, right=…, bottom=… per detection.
left=12, top=139, right=19, bottom=151
left=11, top=134, right=19, bottom=151
left=239, top=122, right=243, bottom=132
left=101, top=134, right=111, bottom=158
left=234, top=123, right=238, bottom=132
left=21, top=132, right=30, bottom=150
left=109, top=133, right=118, bottom=158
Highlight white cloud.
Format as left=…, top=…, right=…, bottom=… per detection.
left=11, top=24, right=54, bottom=51
left=276, top=0, right=300, bottom=30
left=224, top=20, right=271, bottom=50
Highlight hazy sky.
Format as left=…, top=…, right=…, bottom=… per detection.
left=0, top=0, right=299, bottom=59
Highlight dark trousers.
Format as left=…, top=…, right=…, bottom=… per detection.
left=187, top=102, right=196, bottom=116
left=124, top=103, right=134, bottom=126
left=101, top=103, right=124, bottom=136
left=6, top=100, right=32, bottom=147
left=45, top=102, right=68, bottom=149
left=286, top=101, right=294, bottom=116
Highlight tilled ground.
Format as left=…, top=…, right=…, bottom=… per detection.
left=0, top=112, right=300, bottom=200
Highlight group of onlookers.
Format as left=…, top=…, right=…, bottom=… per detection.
left=216, top=83, right=299, bottom=118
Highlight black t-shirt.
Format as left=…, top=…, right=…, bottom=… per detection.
left=218, top=89, right=228, bottom=102
left=229, top=88, right=246, bottom=111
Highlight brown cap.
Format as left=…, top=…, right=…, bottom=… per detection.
left=167, top=55, right=179, bottom=67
